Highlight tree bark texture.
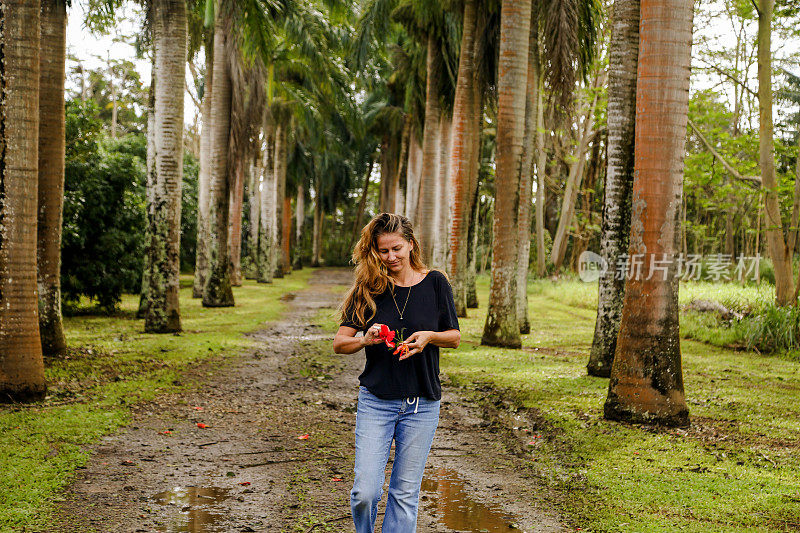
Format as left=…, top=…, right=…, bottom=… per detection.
left=417, top=33, right=442, bottom=262
left=604, top=0, right=692, bottom=427
left=433, top=113, right=452, bottom=270
left=37, top=0, right=67, bottom=355
left=534, top=47, right=547, bottom=277
left=273, top=121, right=288, bottom=277
left=203, top=13, right=235, bottom=307
left=312, top=183, right=323, bottom=266
left=145, top=0, right=186, bottom=332
left=588, top=0, right=639, bottom=377
left=294, top=183, right=304, bottom=269
left=246, top=153, right=260, bottom=279
left=757, top=0, right=793, bottom=305
left=516, top=22, right=539, bottom=335
left=228, top=154, right=245, bottom=286
left=193, top=40, right=213, bottom=298
left=139, top=70, right=156, bottom=318
left=0, top=0, right=46, bottom=400
left=257, top=127, right=274, bottom=283
left=404, top=134, right=423, bottom=222
left=481, top=0, right=531, bottom=348
left=447, top=0, right=478, bottom=317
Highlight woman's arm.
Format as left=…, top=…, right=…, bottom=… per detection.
left=398, top=329, right=460, bottom=360
left=333, top=324, right=387, bottom=354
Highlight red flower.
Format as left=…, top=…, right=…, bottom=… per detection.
left=378, top=325, right=396, bottom=348
left=197, top=423, right=208, bottom=429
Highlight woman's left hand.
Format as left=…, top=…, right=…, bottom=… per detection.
left=398, top=331, right=434, bottom=360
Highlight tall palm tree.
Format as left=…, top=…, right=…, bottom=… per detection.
left=257, top=121, right=275, bottom=283
left=604, top=0, right=692, bottom=427
left=193, top=39, right=214, bottom=298
left=587, top=0, right=639, bottom=377
left=145, top=0, right=188, bottom=331
left=38, top=0, right=68, bottom=356
left=481, top=0, right=532, bottom=348
left=0, top=0, right=46, bottom=400
left=203, top=5, right=236, bottom=307
left=447, top=0, right=479, bottom=317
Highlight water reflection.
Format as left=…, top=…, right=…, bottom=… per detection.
left=151, top=486, right=230, bottom=532
left=421, top=467, right=521, bottom=532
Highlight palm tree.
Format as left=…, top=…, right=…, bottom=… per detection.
left=588, top=0, right=639, bottom=377
left=481, top=0, right=532, bottom=348
left=203, top=5, right=236, bottom=307
left=193, top=39, right=213, bottom=298
left=0, top=0, right=46, bottom=401
left=38, top=0, right=68, bottom=355
left=145, top=0, right=188, bottom=331
left=257, top=121, right=276, bottom=283
left=604, top=0, right=692, bottom=427
left=447, top=0, right=479, bottom=317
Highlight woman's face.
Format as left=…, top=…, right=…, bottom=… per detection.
left=376, top=232, right=412, bottom=273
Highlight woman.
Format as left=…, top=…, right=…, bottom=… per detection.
left=333, top=213, right=460, bottom=533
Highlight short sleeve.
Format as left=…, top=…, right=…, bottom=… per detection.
left=435, top=272, right=460, bottom=331
left=340, top=304, right=362, bottom=331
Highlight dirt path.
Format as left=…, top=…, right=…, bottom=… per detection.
left=50, top=269, right=565, bottom=532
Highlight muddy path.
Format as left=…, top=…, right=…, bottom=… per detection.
left=49, top=269, right=566, bottom=532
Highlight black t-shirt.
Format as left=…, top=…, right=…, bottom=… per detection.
left=341, top=269, right=460, bottom=401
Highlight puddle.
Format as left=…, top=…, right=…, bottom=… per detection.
left=421, top=467, right=523, bottom=532
left=151, top=486, right=230, bottom=532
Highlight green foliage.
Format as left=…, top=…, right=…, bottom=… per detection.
left=62, top=99, right=203, bottom=310
left=62, top=100, right=147, bottom=311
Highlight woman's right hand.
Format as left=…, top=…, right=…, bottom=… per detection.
left=362, top=323, right=386, bottom=346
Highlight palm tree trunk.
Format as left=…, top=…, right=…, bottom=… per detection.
left=587, top=0, right=639, bottom=377
left=433, top=113, right=452, bottom=269
left=257, top=125, right=274, bottom=283
left=534, top=46, right=547, bottom=278
left=404, top=133, right=423, bottom=221
left=203, top=11, right=235, bottom=307
left=37, top=0, right=68, bottom=356
left=246, top=152, right=260, bottom=279
left=145, top=0, right=186, bottom=332
left=0, top=0, right=46, bottom=400
left=273, top=121, right=289, bottom=277
left=418, top=33, right=442, bottom=261
left=466, top=184, right=480, bottom=308
left=482, top=0, right=532, bottom=348
left=395, top=117, right=411, bottom=213
left=282, top=194, right=292, bottom=273
left=139, top=70, right=156, bottom=317
left=516, top=21, right=539, bottom=335
left=193, top=39, right=213, bottom=298
left=447, top=0, right=478, bottom=317
left=757, top=0, right=793, bottom=305
left=312, top=182, right=323, bottom=266
left=228, top=155, right=245, bottom=286
left=604, top=0, right=692, bottom=427
left=294, top=183, right=304, bottom=269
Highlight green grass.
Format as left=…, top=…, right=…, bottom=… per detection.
left=441, top=274, right=800, bottom=532
left=0, top=271, right=311, bottom=532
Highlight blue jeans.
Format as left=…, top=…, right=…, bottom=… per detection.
left=351, top=386, right=440, bottom=533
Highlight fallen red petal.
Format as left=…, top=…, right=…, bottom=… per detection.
left=197, top=423, right=207, bottom=429
left=331, top=478, right=343, bottom=482
left=297, top=434, right=310, bottom=440
left=239, top=481, right=251, bottom=486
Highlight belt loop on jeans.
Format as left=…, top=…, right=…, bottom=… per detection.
left=406, top=396, right=419, bottom=414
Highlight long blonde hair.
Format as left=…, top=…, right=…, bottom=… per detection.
left=339, top=213, right=427, bottom=328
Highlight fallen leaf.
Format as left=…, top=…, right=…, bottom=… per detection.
left=197, top=423, right=208, bottom=429
left=239, top=481, right=251, bottom=486
left=297, top=434, right=310, bottom=440
left=330, top=477, right=343, bottom=482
